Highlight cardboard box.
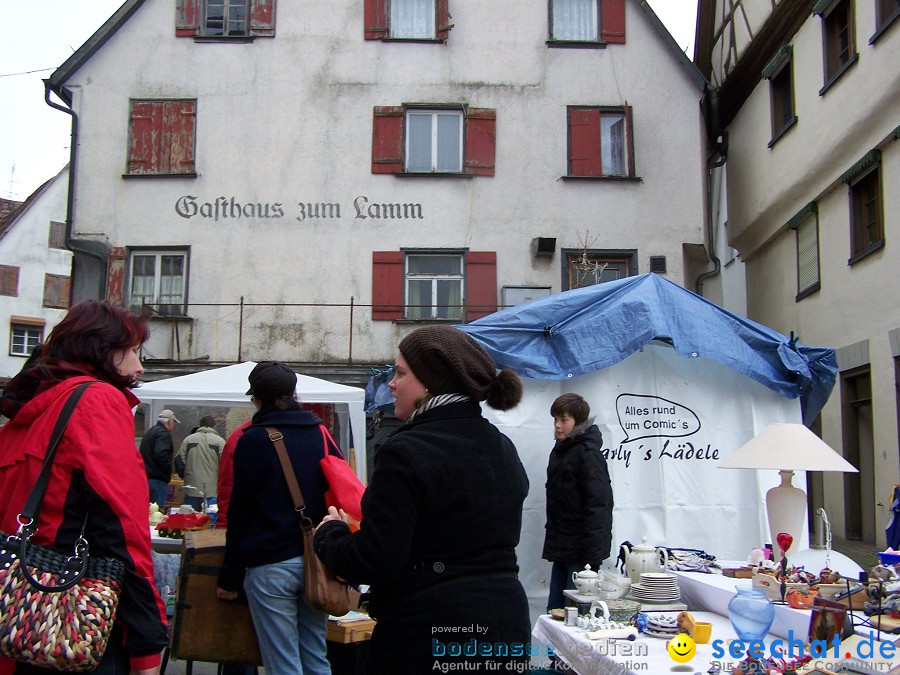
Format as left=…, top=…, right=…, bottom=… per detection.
left=326, top=619, right=376, bottom=644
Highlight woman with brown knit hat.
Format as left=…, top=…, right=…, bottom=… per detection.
left=314, top=325, right=531, bottom=673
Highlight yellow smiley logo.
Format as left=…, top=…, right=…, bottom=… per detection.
left=667, top=633, right=697, bottom=663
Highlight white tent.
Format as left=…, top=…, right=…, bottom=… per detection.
left=135, top=362, right=367, bottom=481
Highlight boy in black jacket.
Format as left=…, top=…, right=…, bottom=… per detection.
left=543, top=393, right=614, bottom=611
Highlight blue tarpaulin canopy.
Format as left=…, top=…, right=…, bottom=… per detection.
left=455, top=273, right=837, bottom=425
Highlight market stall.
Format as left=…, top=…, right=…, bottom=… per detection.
left=135, top=362, right=367, bottom=482
left=456, top=273, right=838, bottom=623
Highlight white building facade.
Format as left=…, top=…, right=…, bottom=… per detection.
left=696, top=0, right=899, bottom=546
left=47, top=0, right=710, bottom=368
left=0, top=167, right=72, bottom=381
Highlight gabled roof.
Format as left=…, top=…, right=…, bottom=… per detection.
left=0, top=171, right=60, bottom=243
left=46, top=0, right=146, bottom=103
left=636, top=0, right=708, bottom=91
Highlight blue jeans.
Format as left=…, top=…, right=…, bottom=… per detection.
left=243, top=556, right=330, bottom=675
left=547, top=561, right=581, bottom=611
left=148, top=479, right=169, bottom=508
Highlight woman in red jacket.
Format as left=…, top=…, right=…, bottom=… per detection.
left=0, top=300, right=169, bottom=675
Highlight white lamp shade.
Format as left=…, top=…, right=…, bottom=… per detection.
left=718, top=423, right=858, bottom=473
left=719, top=424, right=857, bottom=559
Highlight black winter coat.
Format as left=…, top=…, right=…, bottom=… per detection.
left=542, top=423, right=613, bottom=566
left=139, top=421, right=173, bottom=482
left=218, top=406, right=335, bottom=591
left=315, top=400, right=531, bottom=673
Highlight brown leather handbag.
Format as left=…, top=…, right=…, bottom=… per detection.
left=266, top=427, right=351, bottom=616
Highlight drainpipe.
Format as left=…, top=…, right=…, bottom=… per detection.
left=696, top=87, right=726, bottom=296
left=43, top=82, right=108, bottom=301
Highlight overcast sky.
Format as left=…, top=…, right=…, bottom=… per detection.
left=0, top=1, right=698, bottom=202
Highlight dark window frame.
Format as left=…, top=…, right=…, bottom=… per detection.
left=789, top=204, right=821, bottom=301
left=818, top=0, right=858, bottom=94
left=871, top=0, right=900, bottom=42
left=561, top=248, right=636, bottom=290
left=764, top=48, right=798, bottom=147
left=847, top=163, right=884, bottom=265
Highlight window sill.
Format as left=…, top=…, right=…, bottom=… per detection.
left=795, top=281, right=820, bottom=302
left=768, top=116, right=798, bottom=148
left=847, top=239, right=884, bottom=266
left=123, top=172, right=198, bottom=179
left=140, top=311, right=193, bottom=322
left=381, top=37, right=445, bottom=44
left=546, top=39, right=608, bottom=49
left=561, top=175, right=642, bottom=182
left=193, top=36, right=255, bottom=43
left=819, top=53, right=858, bottom=96
left=870, top=8, right=900, bottom=44
left=394, top=172, right=476, bottom=179
left=394, top=318, right=462, bottom=324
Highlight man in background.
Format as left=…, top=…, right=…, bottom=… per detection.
left=175, top=415, right=225, bottom=511
left=140, top=409, right=179, bottom=507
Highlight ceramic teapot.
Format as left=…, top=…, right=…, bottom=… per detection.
left=620, top=537, right=669, bottom=584
left=572, top=564, right=600, bottom=595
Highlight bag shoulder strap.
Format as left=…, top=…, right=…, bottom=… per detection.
left=266, top=426, right=312, bottom=530
left=19, top=381, right=94, bottom=526
left=319, top=424, right=344, bottom=460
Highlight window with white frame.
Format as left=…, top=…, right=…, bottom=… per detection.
left=128, top=250, right=188, bottom=316
left=551, top=0, right=598, bottom=41
left=391, top=0, right=436, bottom=38
left=405, top=110, right=464, bottom=173
left=9, top=321, right=43, bottom=357
left=405, top=253, right=463, bottom=320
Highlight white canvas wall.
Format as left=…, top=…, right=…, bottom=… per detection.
left=484, top=342, right=803, bottom=622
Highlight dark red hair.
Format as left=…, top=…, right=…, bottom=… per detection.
left=44, top=300, right=149, bottom=389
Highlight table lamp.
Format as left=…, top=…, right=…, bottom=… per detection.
left=718, top=423, right=858, bottom=559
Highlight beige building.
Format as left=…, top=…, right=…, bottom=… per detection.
left=696, top=0, right=899, bottom=547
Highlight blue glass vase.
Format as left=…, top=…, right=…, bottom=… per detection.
left=728, top=586, right=775, bottom=642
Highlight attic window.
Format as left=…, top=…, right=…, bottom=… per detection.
left=176, top=0, right=276, bottom=38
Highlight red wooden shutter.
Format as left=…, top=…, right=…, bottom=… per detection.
left=0, top=265, right=19, bottom=297
left=465, top=252, right=497, bottom=321
left=168, top=100, right=197, bottom=174
left=176, top=0, right=200, bottom=37
left=364, top=0, right=389, bottom=39
left=250, top=0, right=277, bottom=36
left=437, top=0, right=452, bottom=41
left=568, top=108, right=602, bottom=177
left=372, top=251, right=403, bottom=320
left=372, top=107, right=405, bottom=174
left=600, top=0, right=626, bottom=44
left=128, top=101, right=161, bottom=174
left=464, top=108, right=496, bottom=176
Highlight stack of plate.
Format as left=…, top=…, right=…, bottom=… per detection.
left=630, top=572, right=681, bottom=603
left=642, top=613, right=680, bottom=639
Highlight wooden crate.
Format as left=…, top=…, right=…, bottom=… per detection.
left=171, top=529, right=262, bottom=666
left=326, top=619, right=376, bottom=644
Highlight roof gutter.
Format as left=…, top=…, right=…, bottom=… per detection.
left=43, top=83, right=108, bottom=300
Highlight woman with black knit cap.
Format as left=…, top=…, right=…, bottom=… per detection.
left=315, top=325, right=531, bottom=673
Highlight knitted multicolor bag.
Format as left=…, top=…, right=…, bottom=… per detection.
left=0, top=531, right=125, bottom=670
left=0, top=382, right=126, bottom=671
